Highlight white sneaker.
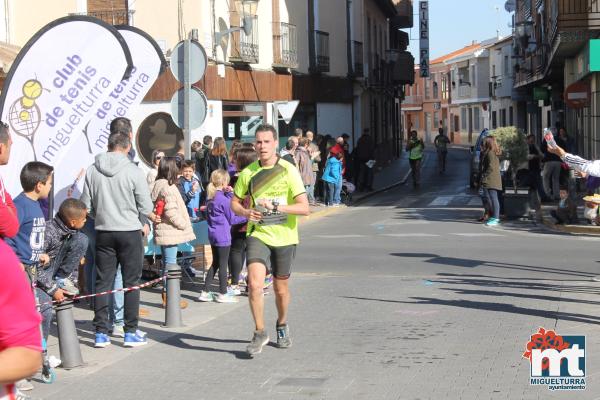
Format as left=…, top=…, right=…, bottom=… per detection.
left=214, top=293, right=239, bottom=303
left=227, top=285, right=242, bottom=296
left=110, top=325, right=125, bottom=338
left=15, top=379, right=33, bottom=391
left=197, top=291, right=214, bottom=302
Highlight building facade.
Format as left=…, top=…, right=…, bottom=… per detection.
left=511, top=0, right=600, bottom=159
left=489, top=35, right=517, bottom=131
left=0, top=0, right=414, bottom=166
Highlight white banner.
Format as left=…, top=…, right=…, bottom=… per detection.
left=52, top=25, right=166, bottom=206
left=0, top=16, right=133, bottom=197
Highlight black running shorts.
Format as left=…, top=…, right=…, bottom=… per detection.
left=246, top=236, right=296, bottom=279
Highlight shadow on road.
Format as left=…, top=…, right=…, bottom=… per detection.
left=341, top=295, right=600, bottom=326
left=390, top=252, right=596, bottom=279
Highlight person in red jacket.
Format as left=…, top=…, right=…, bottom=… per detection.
left=0, top=237, right=42, bottom=398
left=329, top=136, right=346, bottom=176
left=0, top=122, right=18, bottom=239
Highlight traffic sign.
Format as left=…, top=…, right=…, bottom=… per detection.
left=170, top=87, right=208, bottom=129
left=169, top=40, right=207, bottom=84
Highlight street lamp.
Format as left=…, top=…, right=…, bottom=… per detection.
left=216, top=0, right=259, bottom=42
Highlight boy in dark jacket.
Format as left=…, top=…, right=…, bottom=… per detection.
left=37, top=199, right=88, bottom=344
left=550, top=187, right=578, bottom=224
left=41, top=198, right=89, bottom=297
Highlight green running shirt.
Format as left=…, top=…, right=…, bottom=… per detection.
left=234, top=158, right=306, bottom=247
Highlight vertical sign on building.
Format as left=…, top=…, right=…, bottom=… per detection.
left=419, top=1, right=429, bottom=77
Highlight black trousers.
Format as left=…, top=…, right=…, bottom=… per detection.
left=229, top=232, right=246, bottom=285
left=94, top=230, right=143, bottom=334
left=204, top=245, right=230, bottom=295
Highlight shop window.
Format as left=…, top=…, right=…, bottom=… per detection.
left=222, top=102, right=266, bottom=142
left=461, top=108, right=467, bottom=130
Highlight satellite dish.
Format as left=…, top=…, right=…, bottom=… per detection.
left=218, top=18, right=229, bottom=57
left=505, top=0, right=516, bottom=12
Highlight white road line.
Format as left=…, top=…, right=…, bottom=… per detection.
left=313, top=234, right=367, bottom=239
left=381, top=233, right=440, bottom=237
left=451, top=233, right=505, bottom=237
left=370, top=218, right=430, bottom=226
left=429, top=196, right=454, bottom=206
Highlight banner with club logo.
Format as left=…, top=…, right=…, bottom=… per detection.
left=52, top=25, right=167, bottom=206
left=0, top=16, right=133, bottom=197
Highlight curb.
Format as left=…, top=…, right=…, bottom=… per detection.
left=301, top=204, right=345, bottom=223
left=539, top=212, right=600, bottom=235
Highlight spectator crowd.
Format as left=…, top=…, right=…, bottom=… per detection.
left=0, top=117, right=378, bottom=399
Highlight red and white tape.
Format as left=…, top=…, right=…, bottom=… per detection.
left=38, top=274, right=167, bottom=307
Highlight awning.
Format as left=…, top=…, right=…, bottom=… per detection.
left=0, top=41, right=20, bottom=76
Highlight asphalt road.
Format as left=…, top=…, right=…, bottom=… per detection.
left=36, top=148, right=600, bottom=400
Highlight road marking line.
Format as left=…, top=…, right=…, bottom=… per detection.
left=313, top=234, right=367, bottom=239
left=381, top=233, right=439, bottom=237
left=429, top=196, right=453, bottom=206
left=451, top=233, right=505, bottom=237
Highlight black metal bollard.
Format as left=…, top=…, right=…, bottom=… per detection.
left=164, top=263, right=183, bottom=328
left=54, top=300, right=84, bottom=368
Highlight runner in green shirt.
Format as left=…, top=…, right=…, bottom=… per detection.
left=231, top=124, right=310, bottom=356
left=406, top=130, right=425, bottom=188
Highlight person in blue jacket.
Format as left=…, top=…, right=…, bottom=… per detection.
left=321, top=152, right=343, bottom=206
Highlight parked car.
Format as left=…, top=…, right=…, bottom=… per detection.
left=469, top=128, right=490, bottom=188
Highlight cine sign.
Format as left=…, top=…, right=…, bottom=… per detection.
left=420, top=1, right=429, bottom=78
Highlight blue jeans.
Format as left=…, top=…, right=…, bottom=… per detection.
left=306, top=184, right=315, bottom=204
left=109, top=266, right=124, bottom=327
left=484, top=188, right=500, bottom=219
left=161, top=245, right=178, bottom=266
left=325, top=181, right=341, bottom=205
left=333, top=181, right=342, bottom=204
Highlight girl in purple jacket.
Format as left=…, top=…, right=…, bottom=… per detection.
left=198, top=169, right=247, bottom=303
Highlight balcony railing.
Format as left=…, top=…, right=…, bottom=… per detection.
left=71, top=9, right=134, bottom=25
left=403, top=95, right=423, bottom=105
left=353, top=41, right=363, bottom=77
left=458, top=85, right=470, bottom=98
left=230, top=15, right=259, bottom=64
left=370, top=52, right=382, bottom=84
left=272, top=22, right=298, bottom=69
left=314, top=30, right=330, bottom=73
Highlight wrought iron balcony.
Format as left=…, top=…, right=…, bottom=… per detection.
left=230, top=15, right=259, bottom=64
left=314, top=30, right=330, bottom=73
left=353, top=41, right=364, bottom=77
left=71, top=9, right=134, bottom=25
left=272, top=22, right=298, bottom=69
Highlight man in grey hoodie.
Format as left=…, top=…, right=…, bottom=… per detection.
left=80, top=131, right=160, bottom=348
